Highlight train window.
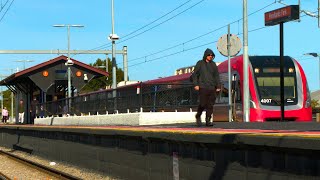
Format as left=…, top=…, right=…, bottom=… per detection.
left=250, top=56, right=298, bottom=106
left=216, top=83, right=229, bottom=104
left=255, top=76, right=297, bottom=105
left=235, top=80, right=241, bottom=102
left=222, top=83, right=229, bottom=97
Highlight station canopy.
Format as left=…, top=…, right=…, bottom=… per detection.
left=0, top=55, right=108, bottom=95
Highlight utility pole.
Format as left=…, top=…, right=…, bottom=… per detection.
left=53, top=24, right=84, bottom=113
left=123, top=46, right=128, bottom=81
left=10, top=70, right=14, bottom=122
left=243, top=0, right=250, bottom=122
left=111, top=0, right=116, bottom=91
left=0, top=74, right=8, bottom=114
left=0, top=76, right=3, bottom=111
left=109, top=0, right=120, bottom=111
left=227, top=25, right=232, bottom=122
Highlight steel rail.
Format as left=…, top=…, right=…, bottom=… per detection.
left=0, top=150, right=81, bottom=180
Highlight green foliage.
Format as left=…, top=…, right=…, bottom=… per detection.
left=81, top=58, right=125, bottom=93
left=311, top=99, right=320, bottom=109
left=2, top=89, right=15, bottom=116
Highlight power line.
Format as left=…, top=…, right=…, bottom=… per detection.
left=128, top=11, right=317, bottom=69
left=124, top=1, right=276, bottom=67
left=122, top=1, right=275, bottom=62
left=0, top=0, right=10, bottom=13
left=128, top=25, right=227, bottom=64
left=121, top=0, right=192, bottom=40
left=112, top=0, right=206, bottom=47
left=0, top=0, right=14, bottom=23
left=74, top=1, right=275, bottom=60
left=71, top=0, right=198, bottom=57
left=128, top=40, right=216, bottom=68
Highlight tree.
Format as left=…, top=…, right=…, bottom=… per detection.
left=81, top=58, right=126, bottom=93
left=311, top=99, right=319, bottom=109
left=2, top=89, right=15, bottom=116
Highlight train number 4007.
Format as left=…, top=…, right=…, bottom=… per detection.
left=261, top=99, right=272, bottom=103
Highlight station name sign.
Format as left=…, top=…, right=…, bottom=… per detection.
left=265, top=5, right=299, bottom=26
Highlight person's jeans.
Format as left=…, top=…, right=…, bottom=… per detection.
left=19, top=112, right=24, bottom=123
left=196, top=88, right=216, bottom=118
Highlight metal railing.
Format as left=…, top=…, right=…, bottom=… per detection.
left=36, top=82, right=200, bottom=117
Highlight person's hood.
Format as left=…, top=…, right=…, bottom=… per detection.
left=202, top=48, right=215, bottom=60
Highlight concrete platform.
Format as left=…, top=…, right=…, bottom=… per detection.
left=34, top=112, right=203, bottom=126
left=1, top=124, right=320, bottom=179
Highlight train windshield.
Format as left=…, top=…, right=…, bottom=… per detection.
left=250, top=56, right=297, bottom=106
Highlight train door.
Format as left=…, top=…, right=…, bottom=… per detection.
left=231, top=73, right=243, bottom=122
left=212, top=73, right=229, bottom=121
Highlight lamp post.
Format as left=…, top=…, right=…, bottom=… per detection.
left=6, top=68, right=17, bottom=122
left=14, top=60, right=34, bottom=70
left=109, top=0, right=120, bottom=111
left=53, top=24, right=84, bottom=112
left=304, top=53, right=320, bottom=88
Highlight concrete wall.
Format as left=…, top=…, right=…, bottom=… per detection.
left=34, top=112, right=199, bottom=126
left=0, top=126, right=319, bottom=179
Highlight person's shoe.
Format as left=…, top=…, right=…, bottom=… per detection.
left=205, top=117, right=212, bottom=126
left=195, top=114, right=201, bottom=127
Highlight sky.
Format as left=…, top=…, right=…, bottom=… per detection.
left=0, top=0, right=319, bottom=91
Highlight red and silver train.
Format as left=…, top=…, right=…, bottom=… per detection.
left=146, top=55, right=312, bottom=122
left=217, top=55, right=312, bottom=122
left=78, top=55, right=312, bottom=122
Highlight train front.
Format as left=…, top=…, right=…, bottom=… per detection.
left=249, top=56, right=312, bottom=122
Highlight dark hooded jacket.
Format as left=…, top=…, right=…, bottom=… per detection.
left=192, top=48, right=220, bottom=89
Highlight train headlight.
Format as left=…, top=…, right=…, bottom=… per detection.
left=254, top=68, right=260, bottom=73
left=288, top=68, right=294, bottom=73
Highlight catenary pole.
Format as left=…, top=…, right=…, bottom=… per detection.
left=243, top=0, right=250, bottom=122
left=227, top=24, right=232, bottom=122
left=111, top=0, right=117, bottom=111
left=123, top=46, right=128, bottom=81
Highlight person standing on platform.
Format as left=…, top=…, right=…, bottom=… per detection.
left=30, top=97, right=39, bottom=124
left=2, top=107, right=9, bottom=123
left=39, top=105, right=45, bottom=118
left=18, top=99, right=25, bottom=123
left=191, top=48, right=220, bottom=126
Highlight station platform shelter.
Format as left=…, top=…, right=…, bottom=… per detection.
left=0, top=55, right=108, bottom=124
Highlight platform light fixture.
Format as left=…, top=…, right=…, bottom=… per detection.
left=53, top=24, right=84, bottom=113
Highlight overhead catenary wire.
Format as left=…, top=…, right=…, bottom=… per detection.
left=0, top=0, right=10, bottom=12
left=128, top=25, right=268, bottom=68
left=111, top=0, right=206, bottom=47
left=0, top=0, right=14, bottom=23
left=121, top=0, right=192, bottom=40
left=128, top=9, right=318, bottom=70
left=127, top=8, right=319, bottom=69
left=128, top=40, right=217, bottom=68
left=71, top=0, right=199, bottom=57
left=119, top=0, right=274, bottom=55
left=73, top=1, right=275, bottom=59
left=124, top=1, right=277, bottom=67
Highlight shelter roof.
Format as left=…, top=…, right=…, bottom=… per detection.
left=0, top=55, right=108, bottom=85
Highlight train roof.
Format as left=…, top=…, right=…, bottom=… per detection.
left=218, top=55, right=243, bottom=73
left=218, top=55, right=297, bottom=73
left=144, top=73, right=190, bottom=84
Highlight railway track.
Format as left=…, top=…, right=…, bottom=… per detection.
left=0, top=150, right=81, bottom=180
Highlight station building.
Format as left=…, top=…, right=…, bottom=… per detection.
left=0, top=55, right=108, bottom=124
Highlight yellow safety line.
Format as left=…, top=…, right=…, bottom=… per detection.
left=17, top=125, right=320, bottom=138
